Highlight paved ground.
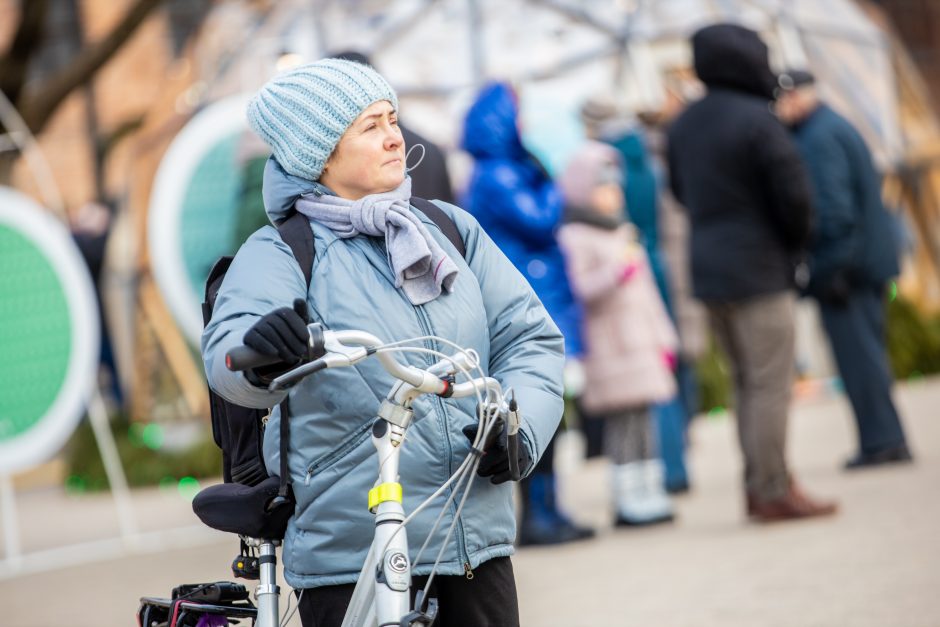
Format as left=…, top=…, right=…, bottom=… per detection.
left=1, top=378, right=938, bottom=626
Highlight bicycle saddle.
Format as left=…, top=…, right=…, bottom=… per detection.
left=192, top=475, right=293, bottom=540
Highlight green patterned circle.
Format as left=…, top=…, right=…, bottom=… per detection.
left=0, top=225, right=72, bottom=442
left=179, top=133, right=244, bottom=304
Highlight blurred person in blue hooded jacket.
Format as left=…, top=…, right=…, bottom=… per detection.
left=461, top=81, right=594, bottom=546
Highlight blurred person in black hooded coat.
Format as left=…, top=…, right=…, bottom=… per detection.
left=667, top=23, right=837, bottom=523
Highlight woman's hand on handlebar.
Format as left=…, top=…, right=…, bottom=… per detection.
left=462, top=421, right=530, bottom=484
left=243, top=300, right=311, bottom=366
left=238, top=299, right=314, bottom=386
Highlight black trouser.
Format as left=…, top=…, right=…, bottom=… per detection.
left=297, top=556, right=519, bottom=627
left=530, top=427, right=556, bottom=475
left=818, top=285, right=907, bottom=453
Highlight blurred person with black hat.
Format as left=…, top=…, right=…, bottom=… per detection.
left=667, top=23, right=837, bottom=522
left=776, top=69, right=912, bottom=470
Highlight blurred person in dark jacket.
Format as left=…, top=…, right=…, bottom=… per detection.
left=462, top=81, right=594, bottom=545
left=71, top=200, right=123, bottom=409
left=331, top=50, right=455, bottom=204
left=776, top=69, right=912, bottom=470
left=667, top=23, right=837, bottom=522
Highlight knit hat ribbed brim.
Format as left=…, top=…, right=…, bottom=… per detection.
left=246, top=58, right=399, bottom=181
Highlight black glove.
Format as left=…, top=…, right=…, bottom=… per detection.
left=462, top=420, right=531, bottom=485
left=243, top=300, right=311, bottom=386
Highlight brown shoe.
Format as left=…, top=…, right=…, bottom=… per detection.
left=746, top=492, right=757, bottom=518
left=751, top=484, right=838, bottom=523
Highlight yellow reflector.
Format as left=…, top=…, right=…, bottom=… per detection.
left=368, top=482, right=403, bottom=511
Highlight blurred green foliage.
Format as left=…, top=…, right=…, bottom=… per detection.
left=65, top=413, right=221, bottom=492
left=885, top=295, right=940, bottom=379
left=694, top=337, right=733, bottom=415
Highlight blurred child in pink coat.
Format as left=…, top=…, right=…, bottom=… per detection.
left=558, top=141, right=679, bottom=526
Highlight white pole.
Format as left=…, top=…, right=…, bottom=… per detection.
left=467, top=0, right=486, bottom=88
left=86, top=386, right=140, bottom=548
left=0, top=472, right=22, bottom=572
left=0, top=87, right=65, bottom=217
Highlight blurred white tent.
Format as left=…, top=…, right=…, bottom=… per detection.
left=193, top=0, right=902, bottom=169
left=612, top=0, right=901, bottom=167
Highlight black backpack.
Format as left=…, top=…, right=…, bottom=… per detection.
left=201, top=198, right=467, bottom=495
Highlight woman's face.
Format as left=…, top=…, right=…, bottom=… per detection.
left=319, top=100, right=405, bottom=199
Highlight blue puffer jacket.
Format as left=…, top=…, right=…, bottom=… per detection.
left=202, top=159, right=565, bottom=588
left=461, top=82, right=582, bottom=357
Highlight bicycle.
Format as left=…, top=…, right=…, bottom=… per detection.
left=138, top=323, right=522, bottom=627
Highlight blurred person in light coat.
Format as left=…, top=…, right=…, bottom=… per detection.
left=580, top=93, right=696, bottom=494
left=557, top=140, right=678, bottom=526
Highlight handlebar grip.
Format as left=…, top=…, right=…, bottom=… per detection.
left=225, top=346, right=283, bottom=371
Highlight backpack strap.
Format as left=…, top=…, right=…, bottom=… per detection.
left=203, top=256, right=234, bottom=325
left=410, top=197, right=466, bottom=259
left=277, top=211, right=315, bottom=289
left=273, top=212, right=314, bottom=501
left=277, top=396, right=293, bottom=500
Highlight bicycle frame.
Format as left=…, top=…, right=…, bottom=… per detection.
left=254, top=538, right=280, bottom=627
left=225, top=326, right=515, bottom=627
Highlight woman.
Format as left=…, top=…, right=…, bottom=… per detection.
left=202, top=59, right=564, bottom=626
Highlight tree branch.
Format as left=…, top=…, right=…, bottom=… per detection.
left=18, top=0, right=167, bottom=134
left=0, top=0, right=50, bottom=106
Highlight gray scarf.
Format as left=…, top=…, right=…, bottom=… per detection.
left=294, top=178, right=458, bottom=305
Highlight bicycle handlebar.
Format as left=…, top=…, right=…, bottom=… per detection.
left=225, top=322, right=328, bottom=372
left=225, top=345, right=281, bottom=371
left=224, top=323, right=523, bottom=481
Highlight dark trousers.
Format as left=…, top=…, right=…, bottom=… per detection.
left=297, top=556, right=519, bottom=627
left=708, top=292, right=795, bottom=500
left=530, top=427, right=555, bottom=475
left=818, top=285, right=907, bottom=453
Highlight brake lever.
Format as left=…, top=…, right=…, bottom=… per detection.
left=267, top=333, right=371, bottom=392
left=506, top=391, right=522, bottom=482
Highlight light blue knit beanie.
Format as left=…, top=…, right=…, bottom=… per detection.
left=246, top=58, right=399, bottom=181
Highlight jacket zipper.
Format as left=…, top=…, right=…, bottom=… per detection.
left=304, top=421, right=372, bottom=485
left=414, top=304, right=471, bottom=572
